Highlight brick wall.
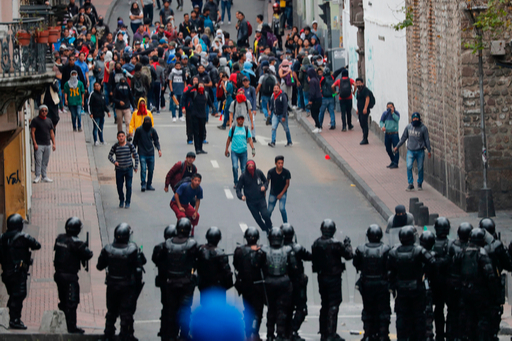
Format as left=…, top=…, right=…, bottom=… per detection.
left=407, top=0, right=512, bottom=211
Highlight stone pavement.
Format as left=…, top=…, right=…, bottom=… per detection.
left=12, top=111, right=107, bottom=333
left=297, top=111, right=469, bottom=221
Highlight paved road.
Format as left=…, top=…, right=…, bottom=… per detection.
left=97, top=0, right=390, bottom=340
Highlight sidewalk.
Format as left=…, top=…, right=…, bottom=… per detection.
left=11, top=111, right=107, bottom=333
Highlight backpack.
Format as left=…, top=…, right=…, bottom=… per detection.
left=321, top=75, right=334, bottom=97
left=368, top=89, right=376, bottom=109
left=230, top=125, right=249, bottom=139
left=338, top=78, right=352, bottom=98
left=233, top=100, right=250, bottom=116
left=174, top=176, right=191, bottom=193
left=236, top=72, right=244, bottom=89
left=247, top=21, right=253, bottom=36
left=216, top=80, right=225, bottom=99
left=141, top=65, right=152, bottom=83
left=133, top=76, right=146, bottom=98
left=261, top=74, right=275, bottom=96
left=266, top=32, right=277, bottom=48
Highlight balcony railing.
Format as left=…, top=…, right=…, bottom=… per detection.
left=0, top=17, right=47, bottom=78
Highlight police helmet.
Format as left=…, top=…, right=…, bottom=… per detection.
left=206, top=226, right=222, bottom=246
left=320, top=219, right=336, bottom=238
left=281, top=223, right=294, bottom=243
left=164, top=224, right=176, bottom=240
left=114, top=223, right=132, bottom=243
left=470, top=227, right=486, bottom=247
left=419, top=230, right=435, bottom=251
left=457, top=222, right=473, bottom=242
left=399, top=225, right=416, bottom=246
left=434, top=217, right=450, bottom=238
left=268, top=227, right=284, bottom=247
left=479, top=218, right=496, bottom=237
left=65, top=217, right=82, bottom=237
left=177, top=218, right=192, bottom=237
left=244, top=226, right=259, bottom=246
left=7, top=213, right=24, bottom=231
left=366, top=224, right=383, bottom=243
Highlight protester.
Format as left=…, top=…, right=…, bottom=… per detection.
left=112, top=76, right=136, bottom=134
left=267, top=155, right=291, bottom=224
left=308, top=68, right=322, bottom=133
left=394, top=112, right=432, bottom=191
left=380, top=102, right=400, bottom=169
left=30, top=106, right=56, bottom=183
left=165, top=151, right=198, bottom=193
left=88, top=82, right=111, bottom=145
left=133, top=116, right=162, bottom=192
left=170, top=173, right=203, bottom=235
left=356, top=78, right=371, bottom=144
left=332, top=69, right=355, bottom=131
left=168, top=61, right=186, bottom=122
left=108, top=131, right=139, bottom=209
left=318, top=67, right=336, bottom=130
left=225, top=113, right=256, bottom=188
left=268, top=84, right=292, bottom=147
left=64, top=70, right=86, bottom=132
left=129, top=98, right=154, bottom=138
left=256, top=66, right=277, bottom=124
left=40, top=79, right=61, bottom=133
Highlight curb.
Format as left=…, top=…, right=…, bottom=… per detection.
left=295, top=111, right=393, bottom=222
left=84, top=116, right=110, bottom=246
left=0, top=335, right=104, bottom=341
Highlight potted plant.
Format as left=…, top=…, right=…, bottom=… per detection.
left=48, top=27, right=60, bottom=43
left=35, top=22, right=49, bottom=44
left=16, top=30, right=31, bottom=46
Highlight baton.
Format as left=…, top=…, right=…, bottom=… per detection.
left=254, top=269, right=270, bottom=307
left=90, top=115, right=102, bottom=133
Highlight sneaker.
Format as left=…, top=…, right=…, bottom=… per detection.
left=360, top=140, right=369, bottom=145
left=342, top=128, right=347, bottom=132
left=43, top=177, right=53, bottom=183
left=173, top=117, right=177, bottom=122
left=291, top=105, right=298, bottom=110
left=268, top=142, right=275, bottom=148
left=329, top=126, right=335, bottom=130
left=141, top=187, right=146, bottom=192
left=179, top=116, right=185, bottom=121
left=69, top=327, right=85, bottom=334
left=252, top=137, right=257, bottom=143
left=187, top=140, right=193, bottom=145
left=406, top=184, right=415, bottom=192
left=285, top=142, right=293, bottom=147
left=318, top=128, right=322, bottom=133
left=94, top=141, right=99, bottom=146
left=348, top=124, right=354, bottom=130
left=196, top=150, right=208, bottom=154
left=125, top=203, right=130, bottom=209
left=156, top=110, right=160, bottom=115
left=203, top=140, right=209, bottom=144
left=418, top=184, right=423, bottom=191
left=119, top=201, right=124, bottom=208
left=386, top=163, right=394, bottom=168
left=306, top=112, right=311, bottom=117
left=312, top=128, right=319, bottom=133
left=73, top=128, right=77, bottom=132
left=217, top=125, right=226, bottom=130
left=101, top=141, right=107, bottom=145
left=228, top=21, right=231, bottom=25
left=78, top=128, right=83, bottom=132
left=220, top=21, right=224, bottom=25
left=9, top=319, right=27, bottom=330
left=33, top=176, right=41, bottom=183
left=389, top=163, right=399, bottom=169
left=146, top=185, right=156, bottom=191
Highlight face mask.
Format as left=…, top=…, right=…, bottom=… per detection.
left=247, top=166, right=255, bottom=177
left=357, top=85, right=364, bottom=91
left=412, top=120, right=421, bottom=127
left=142, top=121, right=152, bottom=131
left=71, top=75, right=78, bottom=81
left=198, top=87, right=204, bottom=94
left=98, top=19, right=104, bottom=25
left=87, top=58, right=93, bottom=62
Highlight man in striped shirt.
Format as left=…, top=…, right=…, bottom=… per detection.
left=108, top=131, right=139, bottom=209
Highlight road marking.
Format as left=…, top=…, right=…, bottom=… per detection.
left=224, top=189, right=234, bottom=199
left=211, top=160, right=219, bottom=168
left=255, top=135, right=298, bottom=146
left=239, top=223, right=248, bottom=233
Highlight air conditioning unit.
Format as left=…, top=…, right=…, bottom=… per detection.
left=350, top=0, right=364, bottom=27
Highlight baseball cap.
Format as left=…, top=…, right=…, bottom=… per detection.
left=242, top=76, right=249, bottom=82
left=235, top=112, right=246, bottom=120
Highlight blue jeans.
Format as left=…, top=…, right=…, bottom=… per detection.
left=231, top=151, right=247, bottom=185
left=385, top=133, right=400, bottom=165
left=284, top=6, right=293, bottom=27
left=221, top=0, right=232, bottom=21
left=139, top=155, right=155, bottom=187
left=406, top=150, right=425, bottom=185
left=212, top=88, right=218, bottom=116
left=69, top=105, right=81, bottom=130
left=88, top=75, right=96, bottom=94
left=92, top=117, right=104, bottom=143
left=170, top=94, right=182, bottom=118
left=319, top=97, right=335, bottom=127
left=302, top=90, right=310, bottom=113
left=271, top=115, right=292, bottom=144
left=297, top=88, right=305, bottom=109
left=116, top=167, right=133, bottom=204
left=268, top=192, right=288, bottom=223
left=103, top=83, right=110, bottom=107
left=261, top=95, right=271, bottom=118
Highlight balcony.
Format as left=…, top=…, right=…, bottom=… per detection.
left=0, top=17, right=54, bottom=116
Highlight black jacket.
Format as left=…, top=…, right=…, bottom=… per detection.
left=236, top=168, right=268, bottom=203
left=88, top=90, right=110, bottom=118
left=269, top=91, right=288, bottom=117
left=133, top=126, right=161, bottom=156
left=113, top=81, right=136, bottom=110
left=182, top=87, right=216, bottom=118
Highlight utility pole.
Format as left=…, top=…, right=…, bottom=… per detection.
left=319, top=1, right=332, bottom=68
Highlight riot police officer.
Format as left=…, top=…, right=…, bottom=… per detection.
left=96, top=223, right=146, bottom=340
left=353, top=225, right=391, bottom=341
left=0, top=213, right=41, bottom=329
left=311, top=219, right=353, bottom=341
left=445, top=222, right=472, bottom=341
left=53, top=217, right=93, bottom=334
left=233, top=226, right=265, bottom=341
left=479, top=218, right=512, bottom=341
left=387, top=226, right=434, bottom=341
left=457, top=228, right=497, bottom=341
left=431, top=217, right=451, bottom=341
left=282, top=223, right=312, bottom=341
left=197, top=227, right=233, bottom=304
left=152, top=224, right=176, bottom=339
left=419, top=230, right=436, bottom=341
left=157, top=217, right=198, bottom=340
left=261, top=227, right=297, bottom=341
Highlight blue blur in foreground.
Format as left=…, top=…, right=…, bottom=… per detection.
left=190, top=289, right=245, bottom=341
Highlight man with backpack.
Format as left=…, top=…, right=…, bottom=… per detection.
left=355, top=78, right=374, bottom=145
left=165, top=152, right=198, bottom=193
left=242, top=76, right=257, bottom=142
left=318, top=67, right=336, bottom=130
left=228, top=88, right=253, bottom=130
left=225, top=113, right=256, bottom=188
left=269, top=84, right=292, bottom=147
left=256, top=66, right=277, bottom=125
left=332, top=69, right=355, bottom=131
left=131, top=63, right=151, bottom=105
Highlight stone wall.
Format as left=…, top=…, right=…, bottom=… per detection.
left=407, top=0, right=512, bottom=211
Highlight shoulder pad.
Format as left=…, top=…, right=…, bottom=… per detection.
left=356, top=244, right=365, bottom=253
left=127, top=242, right=138, bottom=253
left=480, top=248, right=488, bottom=256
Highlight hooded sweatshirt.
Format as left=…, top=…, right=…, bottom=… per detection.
left=88, top=88, right=110, bottom=118
left=133, top=117, right=161, bottom=156
left=307, top=68, right=321, bottom=101
left=129, top=98, right=154, bottom=135
left=299, top=57, right=311, bottom=92
left=113, top=79, right=135, bottom=110
left=236, top=161, right=268, bottom=203
left=218, top=57, right=230, bottom=77
left=396, top=122, right=431, bottom=153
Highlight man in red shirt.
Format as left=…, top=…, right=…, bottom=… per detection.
left=332, top=69, right=355, bottom=131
